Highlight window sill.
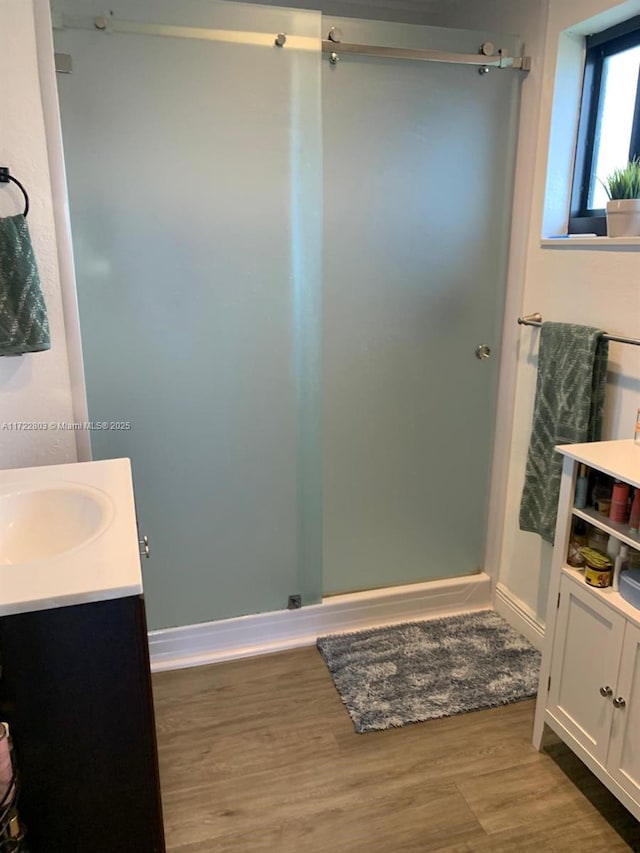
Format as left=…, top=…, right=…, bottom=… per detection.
left=540, top=236, right=640, bottom=250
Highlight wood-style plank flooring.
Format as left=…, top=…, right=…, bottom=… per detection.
left=152, top=646, right=640, bottom=852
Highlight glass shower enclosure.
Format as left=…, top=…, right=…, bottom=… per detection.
left=52, top=0, right=523, bottom=629
left=53, top=0, right=323, bottom=628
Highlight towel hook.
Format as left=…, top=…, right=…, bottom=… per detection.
left=0, top=167, right=30, bottom=218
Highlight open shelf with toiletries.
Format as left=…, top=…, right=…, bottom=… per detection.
left=533, top=439, right=640, bottom=821
left=572, top=506, right=640, bottom=551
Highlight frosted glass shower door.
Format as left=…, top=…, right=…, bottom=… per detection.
left=322, top=18, right=521, bottom=594
left=53, top=1, right=322, bottom=629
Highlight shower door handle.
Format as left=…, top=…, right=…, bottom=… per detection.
left=475, top=344, right=491, bottom=360
left=139, top=535, right=150, bottom=559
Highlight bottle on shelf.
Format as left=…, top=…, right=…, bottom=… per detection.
left=567, top=518, right=588, bottom=567
left=627, top=546, right=640, bottom=570
left=574, top=465, right=589, bottom=509
left=607, top=535, right=622, bottom=562
left=612, top=544, right=629, bottom=593
left=587, top=527, right=609, bottom=553
left=610, top=481, right=630, bottom=523
left=592, top=475, right=613, bottom=517
left=630, top=489, right=640, bottom=536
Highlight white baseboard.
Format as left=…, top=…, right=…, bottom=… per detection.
left=149, top=573, right=492, bottom=672
left=494, top=582, right=545, bottom=650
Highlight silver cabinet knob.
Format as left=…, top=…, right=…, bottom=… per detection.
left=274, top=33, right=287, bottom=47
left=475, top=344, right=491, bottom=360
left=139, top=535, right=150, bottom=559
left=599, top=686, right=613, bottom=697
left=613, top=696, right=626, bottom=708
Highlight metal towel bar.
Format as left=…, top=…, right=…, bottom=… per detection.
left=517, top=313, right=640, bottom=347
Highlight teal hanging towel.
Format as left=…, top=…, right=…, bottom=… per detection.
left=0, top=214, right=51, bottom=355
left=519, top=322, right=608, bottom=544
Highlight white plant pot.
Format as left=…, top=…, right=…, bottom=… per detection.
left=606, top=199, right=640, bottom=238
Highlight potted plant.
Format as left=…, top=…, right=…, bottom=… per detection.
left=602, top=158, right=640, bottom=237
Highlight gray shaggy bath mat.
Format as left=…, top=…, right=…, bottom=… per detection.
left=317, top=610, right=541, bottom=733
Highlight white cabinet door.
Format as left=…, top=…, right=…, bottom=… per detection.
left=548, top=576, right=625, bottom=766
left=607, top=621, right=640, bottom=804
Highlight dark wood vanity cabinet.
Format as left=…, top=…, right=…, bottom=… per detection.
left=0, top=596, right=165, bottom=852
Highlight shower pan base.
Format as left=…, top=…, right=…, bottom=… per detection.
left=149, top=572, right=491, bottom=672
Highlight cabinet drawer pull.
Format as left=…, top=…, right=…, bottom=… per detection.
left=613, top=696, right=626, bottom=709
left=599, top=686, right=613, bottom=697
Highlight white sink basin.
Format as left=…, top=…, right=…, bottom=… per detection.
left=0, top=459, right=142, bottom=615
left=0, top=482, right=115, bottom=565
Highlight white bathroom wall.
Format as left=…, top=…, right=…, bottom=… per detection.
left=496, top=0, right=640, bottom=627
left=0, top=0, right=77, bottom=469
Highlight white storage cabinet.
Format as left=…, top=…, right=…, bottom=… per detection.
left=533, top=439, right=640, bottom=820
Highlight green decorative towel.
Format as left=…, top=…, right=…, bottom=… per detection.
left=519, top=322, right=608, bottom=544
left=0, top=214, right=50, bottom=355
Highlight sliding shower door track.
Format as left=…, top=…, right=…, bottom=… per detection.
left=321, top=39, right=530, bottom=71
left=51, top=13, right=529, bottom=72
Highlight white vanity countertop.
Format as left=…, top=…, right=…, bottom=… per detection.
left=0, top=458, right=143, bottom=616
left=556, top=439, right=640, bottom=489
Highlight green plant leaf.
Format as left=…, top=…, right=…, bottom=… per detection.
left=602, top=158, right=640, bottom=200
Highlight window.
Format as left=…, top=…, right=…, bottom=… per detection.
left=570, top=16, right=640, bottom=235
